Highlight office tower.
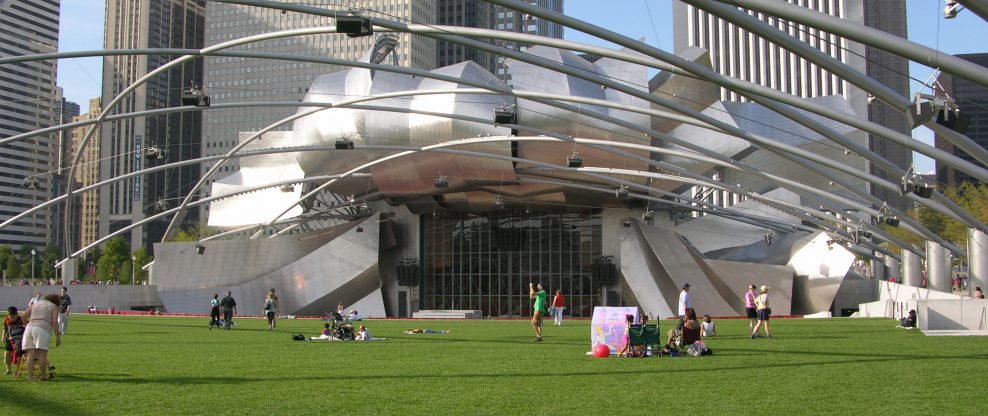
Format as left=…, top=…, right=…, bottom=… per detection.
left=202, top=1, right=438, bottom=215
left=436, top=0, right=498, bottom=73
left=862, top=0, right=910, bottom=208
left=50, top=86, right=81, bottom=253
left=493, top=0, right=564, bottom=80
left=935, top=53, right=988, bottom=187
left=100, top=0, right=206, bottom=253
left=0, top=0, right=60, bottom=250
left=68, top=98, right=104, bottom=251
left=672, top=0, right=911, bottom=209
left=55, top=88, right=81, bottom=124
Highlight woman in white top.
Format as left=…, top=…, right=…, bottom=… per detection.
left=701, top=315, right=716, bottom=337
left=22, top=294, right=61, bottom=381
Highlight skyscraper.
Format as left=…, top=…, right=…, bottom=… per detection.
left=0, top=0, right=60, bottom=251
left=935, top=53, right=988, bottom=187
left=436, top=0, right=498, bottom=73
left=672, top=0, right=911, bottom=209
left=493, top=0, right=563, bottom=80
left=100, top=0, right=206, bottom=253
left=50, top=86, right=80, bottom=254
left=69, top=98, right=103, bottom=252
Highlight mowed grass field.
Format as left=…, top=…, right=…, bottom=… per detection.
left=1, top=315, right=987, bottom=415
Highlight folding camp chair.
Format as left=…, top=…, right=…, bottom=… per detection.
left=626, top=324, right=645, bottom=357
left=643, top=324, right=660, bottom=355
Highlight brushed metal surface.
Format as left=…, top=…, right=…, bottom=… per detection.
left=901, top=249, right=922, bottom=287
left=926, top=240, right=951, bottom=292
left=968, top=229, right=988, bottom=298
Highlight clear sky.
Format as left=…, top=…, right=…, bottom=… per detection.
left=57, top=0, right=988, bottom=174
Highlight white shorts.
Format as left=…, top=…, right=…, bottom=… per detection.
left=22, top=325, right=51, bottom=351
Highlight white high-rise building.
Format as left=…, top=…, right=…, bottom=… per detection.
left=673, top=0, right=911, bottom=208
left=0, top=0, right=60, bottom=251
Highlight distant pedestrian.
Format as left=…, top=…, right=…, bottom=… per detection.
left=27, top=292, right=41, bottom=310
left=208, top=294, right=221, bottom=329
left=751, top=285, right=773, bottom=339
left=267, top=288, right=280, bottom=328
left=744, top=284, right=757, bottom=331
left=529, top=282, right=546, bottom=342
left=220, top=291, right=237, bottom=330
left=57, top=287, right=71, bottom=335
left=263, top=292, right=277, bottom=330
left=551, top=290, right=565, bottom=326
left=678, top=283, right=692, bottom=317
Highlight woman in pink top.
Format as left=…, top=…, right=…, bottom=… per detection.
left=744, top=285, right=757, bottom=332
left=22, top=294, right=61, bottom=381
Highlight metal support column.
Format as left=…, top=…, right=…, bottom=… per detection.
left=926, top=241, right=951, bottom=292
left=968, top=229, right=988, bottom=298
left=884, top=256, right=900, bottom=282
left=902, top=249, right=922, bottom=287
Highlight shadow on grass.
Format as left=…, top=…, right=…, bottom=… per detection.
left=51, top=351, right=988, bottom=386
left=0, top=385, right=96, bottom=416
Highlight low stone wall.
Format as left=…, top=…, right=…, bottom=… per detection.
left=0, top=285, right=163, bottom=312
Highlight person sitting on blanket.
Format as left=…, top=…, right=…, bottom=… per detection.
left=403, top=328, right=450, bottom=334
left=309, top=323, right=334, bottom=340
left=355, top=325, right=374, bottom=341
left=898, top=310, right=917, bottom=328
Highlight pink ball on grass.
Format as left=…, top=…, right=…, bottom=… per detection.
left=593, top=344, right=610, bottom=358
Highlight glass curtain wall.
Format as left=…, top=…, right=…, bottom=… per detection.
left=422, top=210, right=602, bottom=317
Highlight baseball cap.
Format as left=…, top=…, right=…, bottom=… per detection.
left=682, top=283, right=691, bottom=289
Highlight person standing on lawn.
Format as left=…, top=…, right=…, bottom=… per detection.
left=267, top=288, right=280, bottom=328
left=678, top=283, right=692, bottom=318
left=21, top=294, right=61, bottom=381
left=220, top=291, right=237, bottom=330
left=530, top=282, right=547, bottom=342
left=57, top=287, right=71, bottom=335
left=744, top=284, right=758, bottom=332
left=751, top=285, right=773, bottom=339
left=551, top=290, right=565, bottom=326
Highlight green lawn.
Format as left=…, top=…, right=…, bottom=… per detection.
left=1, top=315, right=986, bottom=415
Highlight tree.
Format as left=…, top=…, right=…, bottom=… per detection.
left=41, top=246, right=61, bottom=281
left=0, top=245, right=12, bottom=276
left=5, top=260, right=22, bottom=283
left=170, top=224, right=217, bottom=242
left=882, top=182, right=988, bottom=254
left=132, top=247, right=152, bottom=284
left=96, top=236, right=130, bottom=283
left=119, top=260, right=133, bottom=285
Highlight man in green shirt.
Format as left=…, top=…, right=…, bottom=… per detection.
left=530, top=282, right=547, bottom=342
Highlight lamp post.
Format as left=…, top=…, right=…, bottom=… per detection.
left=30, top=249, right=36, bottom=285
left=131, top=255, right=136, bottom=285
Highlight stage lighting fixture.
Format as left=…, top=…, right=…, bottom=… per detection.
left=336, top=15, right=373, bottom=37
left=615, top=186, right=629, bottom=199
left=493, top=106, right=516, bottom=125
left=335, top=138, right=354, bottom=150
left=434, top=175, right=448, bottom=189
left=181, top=84, right=210, bottom=107
left=567, top=152, right=582, bottom=168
